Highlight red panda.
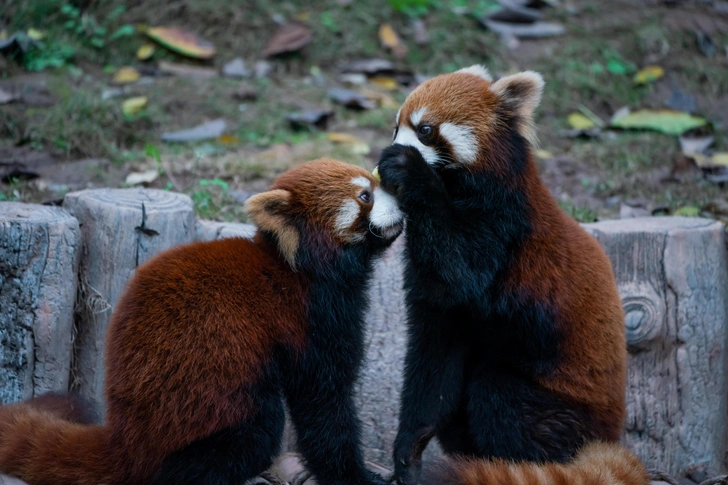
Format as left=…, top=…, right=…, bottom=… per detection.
left=0, top=159, right=403, bottom=485
left=375, top=66, right=647, bottom=484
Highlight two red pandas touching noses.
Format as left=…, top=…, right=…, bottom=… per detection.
left=0, top=65, right=650, bottom=485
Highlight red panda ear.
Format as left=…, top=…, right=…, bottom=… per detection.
left=244, top=189, right=299, bottom=268
left=489, top=71, right=544, bottom=146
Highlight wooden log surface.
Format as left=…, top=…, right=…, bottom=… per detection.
left=63, top=188, right=195, bottom=415
left=585, top=217, right=728, bottom=475
left=0, top=203, right=80, bottom=404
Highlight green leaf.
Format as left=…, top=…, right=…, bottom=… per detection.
left=145, top=144, right=162, bottom=164
left=199, top=178, right=229, bottom=192
left=674, top=206, right=700, bottom=217
left=110, top=24, right=135, bottom=41
left=611, top=109, right=707, bottom=136
left=90, top=37, right=105, bottom=48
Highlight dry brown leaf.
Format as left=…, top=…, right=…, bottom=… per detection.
left=159, top=61, right=218, bottom=78
left=378, top=23, right=408, bottom=58
left=262, top=23, right=313, bottom=57
left=147, top=27, right=216, bottom=59
left=369, top=76, right=399, bottom=91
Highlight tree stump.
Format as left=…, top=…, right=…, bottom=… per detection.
left=63, top=188, right=195, bottom=415
left=0, top=203, right=80, bottom=404
left=585, top=217, right=728, bottom=475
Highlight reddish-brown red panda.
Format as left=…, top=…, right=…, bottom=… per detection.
left=376, top=66, right=646, bottom=484
left=0, top=158, right=402, bottom=485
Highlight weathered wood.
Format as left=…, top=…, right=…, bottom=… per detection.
left=585, top=217, right=728, bottom=475
left=63, top=188, right=195, bottom=414
left=0, top=203, right=80, bottom=404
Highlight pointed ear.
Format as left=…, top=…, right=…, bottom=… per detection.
left=455, top=65, right=493, bottom=82
left=489, top=71, right=544, bottom=146
left=244, top=189, right=299, bottom=268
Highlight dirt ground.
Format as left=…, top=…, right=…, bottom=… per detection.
left=1, top=0, right=727, bottom=224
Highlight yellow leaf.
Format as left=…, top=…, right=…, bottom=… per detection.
left=137, top=44, right=155, bottom=60
left=535, top=149, right=553, bottom=160
left=147, top=27, right=215, bottom=59
left=372, top=166, right=381, bottom=181
left=634, top=65, right=664, bottom=85
left=122, top=96, right=148, bottom=116
left=327, top=132, right=370, bottom=155
left=369, top=76, right=399, bottom=91
left=216, top=134, right=241, bottom=145
left=711, top=153, right=728, bottom=167
left=567, top=113, right=596, bottom=130
left=137, top=24, right=149, bottom=33
left=0, top=29, right=7, bottom=41
left=27, top=28, right=44, bottom=40
left=294, top=12, right=310, bottom=21
left=114, top=67, right=140, bottom=84
left=379, top=24, right=400, bottom=49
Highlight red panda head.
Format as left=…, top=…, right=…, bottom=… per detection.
left=392, top=65, right=544, bottom=171
left=244, top=158, right=403, bottom=267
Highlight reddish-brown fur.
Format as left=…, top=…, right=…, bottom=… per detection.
left=425, top=443, right=650, bottom=485
left=0, top=159, right=387, bottom=485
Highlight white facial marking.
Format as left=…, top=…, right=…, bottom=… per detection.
left=410, top=107, right=428, bottom=127
left=456, top=65, right=493, bottom=82
left=393, top=126, right=439, bottom=166
left=350, top=176, right=371, bottom=189
left=370, top=188, right=404, bottom=239
left=395, top=108, right=401, bottom=125
left=335, top=199, right=360, bottom=234
left=439, top=123, right=478, bottom=164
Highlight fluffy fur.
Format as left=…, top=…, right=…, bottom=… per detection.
left=0, top=159, right=403, bottom=485
left=378, top=67, right=638, bottom=484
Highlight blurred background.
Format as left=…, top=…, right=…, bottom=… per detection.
left=1, top=0, right=727, bottom=223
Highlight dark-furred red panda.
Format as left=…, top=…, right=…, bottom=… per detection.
left=0, top=159, right=403, bottom=485
left=376, top=66, right=648, bottom=485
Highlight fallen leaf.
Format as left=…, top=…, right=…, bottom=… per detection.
left=610, top=109, right=707, bottom=135
left=161, top=119, right=227, bottom=142
left=147, top=27, right=215, bottom=59
left=341, top=59, right=394, bottom=75
left=137, top=44, right=155, bottom=60
left=159, top=61, right=217, bottom=78
left=113, top=67, right=140, bottom=84
left=359, top=88, right=397, bottom=108
left=327, top=132, right=371, bottom=155
left=285, top=110, right=333, bottom=130
left=125, top=169, right=159, bottom=186
left=713, top=153, right=728, bottom=166
left=369, top=76, right=399, bottom=91
left=679, top=135, right=714, bottom=155
left=262, top=22, right=312, bottom=57
left=216, top=134, right=241, bottom=145
left=535, top=149, right=553, bottom=160
left=674, top=205, right=701, bottom=217
left=328, top=87, right=377, bottom=109
left=27, top=28, right=44, bottom=40
left=121, top=96, right=147, bottom=116
left=0, top=87, right=20, bottom=104
left=634, top=65, right=664, bottom=85
left=567, top=113, right=596, bottom=130
left=379, top=24, right=408, bottom=57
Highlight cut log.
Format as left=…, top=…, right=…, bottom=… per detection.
left=63, top=188, right=195, bottom=415
left=0, top=203, right=80, bottom=404
left=585, top=217, right=728, bottom=475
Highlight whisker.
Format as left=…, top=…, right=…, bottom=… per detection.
left=368, top=221, right=384, bottom=238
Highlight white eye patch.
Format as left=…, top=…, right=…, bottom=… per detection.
left=350, top=176, right=371, bottom=189
left=392, top=126, right=439, bottom=166
left=439, top=123, right=478, bottom=165
left=336, top=199, right=360, bottom=235
left=410, top=107, right=427, bottom=127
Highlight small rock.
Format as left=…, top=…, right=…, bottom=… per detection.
left=481, top=19, right=565, bottom=38
left=233, top=82, right=257, bottom=101
left=666, top=88, right=696, bottom=113
left=161, top=119, right=227, bottom=142
left=679, top=135, right=714, bottom=155
left=620, top=200, right=651, bottom=219
left=159, top=61, right=217, bottom=79
left=0, top=86, right=20, bottom=104
left=101, top=88, right=124, bottom=101
left=255, top=60, right=273, bottom=79
left=125, top=169, right=159, bottom=186
left=341, top=59, right=394, bottom=75
left=339, top=73, right=368, bottom=85
left=223, top=58, right=250, bottom=78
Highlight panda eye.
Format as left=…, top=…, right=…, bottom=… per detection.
left=418, top=125, right=433, bottom=138
left=359, top=190, right=372, bottom=204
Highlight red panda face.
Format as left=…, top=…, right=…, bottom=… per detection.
left=245, top=159, right=403, bottom=266
left=392, top=65, right=544, bottom=170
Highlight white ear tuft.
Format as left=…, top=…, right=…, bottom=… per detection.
left=455, top=65, right=493, bottom=82
left=244, top=189, right=299, bottom=268
left=489, top=71, right=544, bottom=146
